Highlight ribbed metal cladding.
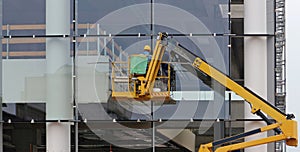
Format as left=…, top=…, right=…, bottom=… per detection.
left=275, top=0, right=286, bottom=151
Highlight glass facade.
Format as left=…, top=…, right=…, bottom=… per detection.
left=0, top=0, right=277, bottom=151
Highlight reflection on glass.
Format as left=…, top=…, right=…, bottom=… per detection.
left=76, top=35, right=228, bottom=122
left=2, top=38, right=46, bottom=59
left=154, top=0, right=229, bottom=34
left=78, top=122, right=154, bottom=150
left=3, top=0, right=45, bottom=25
left=1, top=0, right=234, bottom=151
left=3, top=103, right=45, bottom=122
left=76, top=37, right=153, bottom=121
left=78, top=0, right=151, bottom=35
left=2, top=38, right=72, bottom=105
left=3, top=123, right=46, bottom=152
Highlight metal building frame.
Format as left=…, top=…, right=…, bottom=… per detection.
left=275, top=0, right=286, bottom=151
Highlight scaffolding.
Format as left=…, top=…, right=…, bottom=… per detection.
left=275, top=0, right=286, bottom=151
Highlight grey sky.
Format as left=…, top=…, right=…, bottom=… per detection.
left=286, top=0, right=299, bottom=151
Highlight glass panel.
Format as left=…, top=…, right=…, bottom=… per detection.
left=78, top=0, right=151, bottom=35
left=2, top=37, right=46, bottom=59
left=151, top=36, right=229, bottom=120
left=3, top=0, right=46, bottom=36
left=76, top=36, right=153, bottom=121
left=3, top=123, right=46, bottom=152
left=78, top=122, right=153, bottom=151
left=154, top=121, right=215, bottom=151
left=153, top=0, right=229, bottom=34
left=231, top=18, right=244, bottom=84
left=167, top=36, right=229, bottom=73
left=3, top=0, right=45, bottom=25
left=2, top=37, right=72, bottom=104
left=3, top=103, right=45, bottom=122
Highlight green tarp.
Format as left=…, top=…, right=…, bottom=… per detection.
left=130, top=55, right=148, bottom=74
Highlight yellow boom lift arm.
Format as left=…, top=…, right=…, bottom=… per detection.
left=111, top=32, right=298, bottom=151
left=192, top=56, right=298, bottom=152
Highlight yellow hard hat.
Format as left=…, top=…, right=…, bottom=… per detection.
left=144, top=45, right=151, bottom=51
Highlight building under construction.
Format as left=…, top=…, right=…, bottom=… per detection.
left=0, top=0, right=296, bottom=152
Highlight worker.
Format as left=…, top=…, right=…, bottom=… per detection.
left=143, top=45, right=152, bottom=61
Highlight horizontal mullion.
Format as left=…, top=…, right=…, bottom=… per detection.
left=2, top=33, right=275, bottom=39
left=1, top=118, right=270, bottom=123
left=3, top=34, right=70, bottom=38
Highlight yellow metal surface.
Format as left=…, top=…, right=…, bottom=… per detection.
left=260, top=123, right=280, bottom=132
left=111, top=91, right=172, bottom=103
left=215, top=134, right=286, bottom=152
left=282, top=120, right=298, bottom=146
left=198, top=143, right=213, bottom=152
left=145, top=44, right=165, bottom=93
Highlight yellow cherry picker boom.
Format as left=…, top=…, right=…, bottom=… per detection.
left=110, top=33, right=298, bottom=151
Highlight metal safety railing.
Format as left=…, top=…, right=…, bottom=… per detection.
left=2, top=23, right=127, bottom=61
